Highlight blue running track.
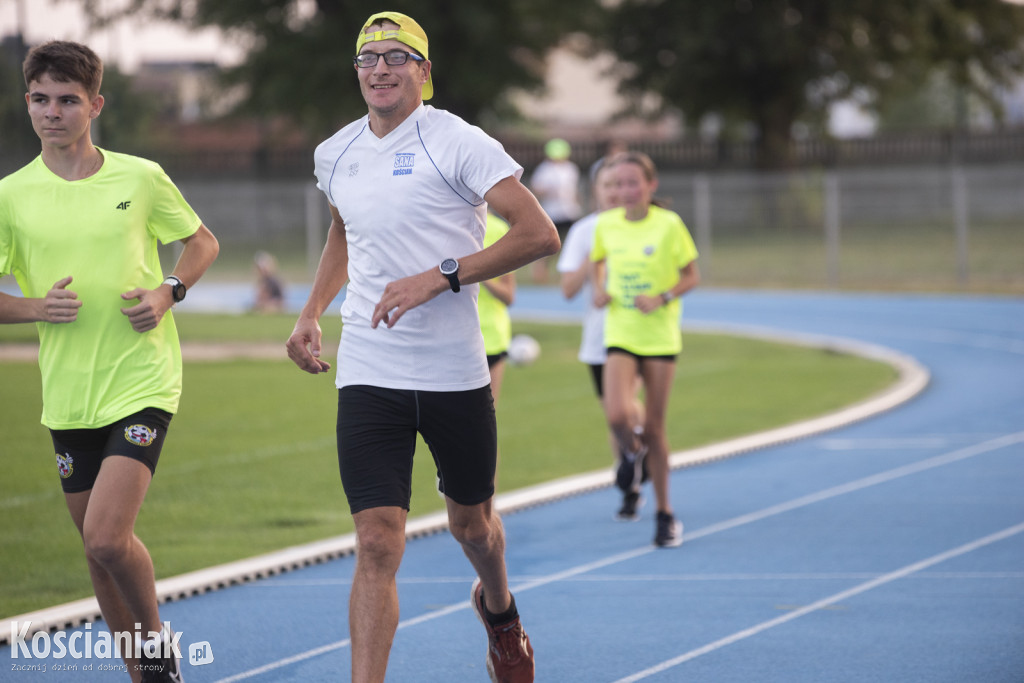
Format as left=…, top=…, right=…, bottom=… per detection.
left=3, top=289, right=1022, bottom=682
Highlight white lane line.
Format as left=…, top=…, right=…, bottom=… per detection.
left=608, top=521, right=1024, bottom=683
left=215, top=430, right=1024, bottom=681
left=248, top=570, right=1024, bottom=588
left=818, top=437, right=953, bottom=450
left=215, top=639, right=351, bottom=683
left=685, top=430, right=1024, bottom=543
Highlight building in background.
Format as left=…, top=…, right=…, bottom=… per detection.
left=133, top=60, right=223, bottom=122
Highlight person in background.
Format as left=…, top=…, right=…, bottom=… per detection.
left=0, top=40, right=219, bottom=682
left=591, top=151, right=700, bottom=548
left=285, top=12, right=559, bottom=683
left=253, top=250, right=285, bottom=313
left=479, top=213, right=516, bottom=403
left=528, top=137, right=581, bottom=283
left=587, top=139, right=628, bottom=186
left=557, top=155, right=649, bottom=520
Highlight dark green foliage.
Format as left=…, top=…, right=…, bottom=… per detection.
left=0, top=35, right=40, bottom=170
left=602, top=0, right=1024, bottom=167
left=78, top=0, right=604, bottom=136
left=68, top=0, right=1024, bottom=166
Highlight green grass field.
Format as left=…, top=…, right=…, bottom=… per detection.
left=0, top=314, right=896, bottom=617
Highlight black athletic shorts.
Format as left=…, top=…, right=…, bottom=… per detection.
left=590, top=357, right=647, bottom=398
left=336, top=385, right=497, bottom=514
left=588, top=363, right=604, bottom=398
left=486, top=351, right=508, bottom=368
left=607, top=346, right=678, bottom=363
left=49, top=407, right=173, bottom=493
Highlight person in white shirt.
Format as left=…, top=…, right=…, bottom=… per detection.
left=528, top=138, right=582, bottom=282
left=286, top=12, right=558, bottom=683
left=531, top=138, right=582, bottom=230
left=557, top=156, right=648, bottom=521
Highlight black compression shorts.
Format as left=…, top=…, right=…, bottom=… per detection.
left=336, top=385, right=497, bottom=513
left=49, top=407, right=173, bottom=493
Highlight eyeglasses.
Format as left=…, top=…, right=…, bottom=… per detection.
left=353, top=50, right=425, bottom=68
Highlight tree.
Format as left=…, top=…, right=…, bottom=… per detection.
left=601, top=0, right=1024, bottom=168
left=0, top=34, right=38, bottom=173
left=76, top=0, right=604, bottom=138
left=91, top=64, right=164, bottom=153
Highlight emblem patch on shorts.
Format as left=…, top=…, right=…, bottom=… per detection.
left=125, top=424, right=157, bottom=447
left=393, top=153, right=415, bottom=176
left=56, top=452, right=74, bottom=479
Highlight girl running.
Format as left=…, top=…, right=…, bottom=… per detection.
left=591, top=152, right=700, bottom=546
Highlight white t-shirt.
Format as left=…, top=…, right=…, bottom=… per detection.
left=530, top=159, right=581, bottom=224
left=556, top=212, right=606, bottom=365
left=313, top=104, right=523, bottom=390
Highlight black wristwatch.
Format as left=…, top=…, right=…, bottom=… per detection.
left=163, top=275, right=187, bottom=303
left=439, top=258, right=460, bottom=293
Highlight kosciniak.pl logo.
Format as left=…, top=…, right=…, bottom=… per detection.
left=189, top=640, right=214, bottom=666
left=9, top=621, right=182, bottom=660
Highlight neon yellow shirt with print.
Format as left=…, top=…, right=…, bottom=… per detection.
left=0, top=150, right=202, bottom=429
left=478, top=213, right=512, bottom=355
left=591, top=205, right=698, bottom=356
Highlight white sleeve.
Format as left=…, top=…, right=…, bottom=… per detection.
left=556, top=214, right=596, bottom=272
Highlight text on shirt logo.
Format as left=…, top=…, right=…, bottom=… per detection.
left=393, top=153, right=415, bottom=176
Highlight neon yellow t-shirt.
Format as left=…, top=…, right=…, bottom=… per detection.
left=591, top=205, right=698, bottom=355
left=478, top=213, right=512, bottom=355
left=0, top=150, right=202, bottom=428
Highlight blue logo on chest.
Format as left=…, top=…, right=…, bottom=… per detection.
left=393, top=153, right=415, bottom=176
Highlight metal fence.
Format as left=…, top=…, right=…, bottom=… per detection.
left=161, top=162, right=1022, bottom=295
left=8, top=126, right=1024, bottom=179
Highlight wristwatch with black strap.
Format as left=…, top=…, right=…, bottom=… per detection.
left=439, top=258, right=460, bottom=293
left=163, top=275, right=187, bottom=303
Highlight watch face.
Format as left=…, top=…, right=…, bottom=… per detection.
left=440, top=258, right=458, bottom=275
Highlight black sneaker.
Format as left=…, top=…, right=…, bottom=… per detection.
left=654, top=511, right=683, bottom=548
left=635, top=427, right=650, bottom=484
left=615, top=491, right=643, bottom=522
left=615, top=444, right=648, bottom=493
left=139, top=627, right=184, bottom=683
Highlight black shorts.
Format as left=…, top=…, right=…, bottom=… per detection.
left=336, top=385, right=497, bottom=514
left=590, top=357, right=646, bottom=398
left=588, top=363, right=604, bottom=398
left=607, top=346, right=678, bottom=363
left=487, top=351, right=508, bottom=368
left=49, top=408, right=173, bottom=493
